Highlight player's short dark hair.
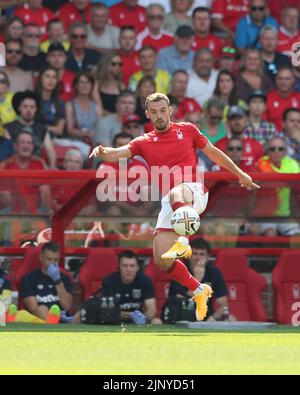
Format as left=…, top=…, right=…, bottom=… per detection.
left=283, top=107, right=300, bottom=121
left=41, top=242, right=60, bottom=254
left=118, top=250, right=138, bottom=266
left=145, top=92, right=170, bottom=110
left=190, top=238, right=211, bottom=254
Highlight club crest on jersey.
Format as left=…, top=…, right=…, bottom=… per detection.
left=176, top=129, right=183, bottom=140
left=153, top=136, right=158, bottom=142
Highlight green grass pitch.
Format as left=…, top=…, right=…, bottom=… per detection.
left=1, top=324, right=300, bottom=375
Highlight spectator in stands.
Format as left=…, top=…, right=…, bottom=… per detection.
left=40, top=19, right=70, bottom=53
left=19, top=24, right=47, bottom=74
left=236, top=0, right=278, bottom=55
left=63, top=148, right=84, bottom=171
left=13, top=0, right=54, bottom=38
left=192, top=7, right=224, bottom=59
left=293, top=64, right=300, bottom=93
left=0, top=131, right=53, bottom=215
left=122, top=114, right=144, bottom=138
left=65, top=22, right=101, bottom=73
left=0, top=134, right=14, bottom=163
left=216, top=106, right=264, bottom=168
left=280, top=108, right=300, bottom=161
left=129, top=45, right=171, bottom=94
left=109, top=0, right=147, bottom=34
left=57, top=0, right=91, bottom=33
left=46, top=43, right=75, bottom=103
left=266, top=67, right=300, bottom=132
left=277, top=6, right=300, bottom=58
left=168, top=238, right=234, bottom=322
left=20, top=242, right=73, bottom=323
left=35, top=66, right=65, bottom=139
left=200, top=96, right=227, bottom=144
left=259, top=25, right=291, bottom=83
left=93, top=51, right=125, bottom=115
left=156, top=24, right=195, bottom=76
left=101, top=250, right=157, bottom=324
left=236, top=48, right=274, bottom=103
left=5, top=91, right=56, bottom=168
left=211, top=0, right=249, bottom=43
left=87, top=3, right=120, bottom=54
left=2, top=16, right=24, bottom=41
left=95, top=90, right=136, bottom=146
left=136, top=4, right=174, bottom=52
left=117, top=26, right=140, bottom=87
left=186, top=47, right=218, bottom=107
left=135, top=76, right=156, bottom=124
left=244, top=90, right=277, bottom=145
left=65, top=71, right=100, bottom=161
left=218, top=46, right=240, bottom=75
left=268, top=0, right=300, bottom=25
left=168, top=69, right=202, bottom=121
left=213, top=70, right=246, bottom=120
left=164, top=0, right=193, bottom=34
left=0, top=70, right=17, bottom=133
left=2, top=39, right=33, bottom=93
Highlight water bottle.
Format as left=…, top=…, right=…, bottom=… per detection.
left=223, top=306, right=230, bottom=321
left=0, top=300, right=6, bottom=326
left=108, top=297, right=114, bottom=309
left=101, top=297, right=108, bottom=308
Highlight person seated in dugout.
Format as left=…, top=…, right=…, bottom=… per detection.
left=163, top=238, right=236, bottom=323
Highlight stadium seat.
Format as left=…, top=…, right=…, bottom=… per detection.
left=214, top=250, right=267, bottom=321
left=144, top=257, right=171, bottom=317
left=78, top=248, right=118, bottom=300
left=272, top=251, right=300, bottom=324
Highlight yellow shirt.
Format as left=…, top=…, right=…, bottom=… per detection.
left=40, top=40, right=70, bottom=53
left=0, top=92, right=17, bottom=136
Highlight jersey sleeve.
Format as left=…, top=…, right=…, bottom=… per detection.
left=127, top=136, right=144, bottom=157
left=212, top=267, right=228, bottom=299
left=20, top=273, right=36, bottom=299
left=101, top=275, right=114, bottom=297
left=142, top=275, right=155, bottom=300
left=62, top=273, right=73, bottom=294
left=190, top=123, right=208, bottom=149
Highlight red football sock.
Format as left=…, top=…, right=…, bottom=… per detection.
left=171, top=202, right=190, bottom=212
left=167, top=259, right=200, bottom=292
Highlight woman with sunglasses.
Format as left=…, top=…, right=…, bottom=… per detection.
left=92, top=51, right=125, bottom=115
left=0, top=71, right=17, bottom=136
left=236, top=48, right=274, bottom=102
left=213, top=70, right=246, bottom=120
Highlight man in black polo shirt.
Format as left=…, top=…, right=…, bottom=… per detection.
left=168, top=238, right=235, bottom=321
left=20, top=242, right=73, bottom=323
left=102, top=250, right=157, bottom=324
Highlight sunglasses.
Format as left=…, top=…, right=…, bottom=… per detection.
left=228, top=146, right=243, bottom=151
left=251, top=6, right=265, bottom=11
left=148, top=14, right=164, bottom=20
left=72, top=34, right=87, bottom=39
left=268, top=146, right=285, bottom=152
left=111, top=61, right=122, bottom=66
left=25, top=33, right=41, bottom=38
left=7, top=48, right=22, bottom=54
left=0, top=78, right=7, bottom=84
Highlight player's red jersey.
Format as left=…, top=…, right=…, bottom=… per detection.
left=128, top=122, right=208, bottom=195
left=13, top=5, right=54, bottom=38
left=56, top=2, right=91, bottom=32
left=266, top=90, right=300, bottom=132
left=211, top=0, right=249, bottom=32
left=109, top=3, right=147, bottom=33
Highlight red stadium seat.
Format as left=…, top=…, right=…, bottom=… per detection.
left=272, top=251, right=300, bottom=324
left=214, top=250, right=267, bottom=321
left=78, top=248, right=118, bottom=300
left=144, top=257, right=171, bottom=317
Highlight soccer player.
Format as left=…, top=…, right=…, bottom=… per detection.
left=90, top=93, right=259, bottom=321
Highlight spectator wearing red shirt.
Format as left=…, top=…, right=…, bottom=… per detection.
left=46, top=43, right=75, bottom=102
left=266, top=67, right=300, bottom=132
left=277, top=6, right=300, bottom=58
left=0, top=131, right=52, bottom=215
left=268, top=0, right=300, bottom=23
left=117, top=26, right=140, bottom=87
left=56, top=0, right=91, bottom=32
left=136, top=4, right=174, bottom=52
left=13, top=0, right=54, bottom=39
left=211, top=0, right=249, bottom=43
left=216, top=106, right=263, bottom=168
left=192, top=7, right=224, bottom=59
left=168, top=69, right=202, bottom=121
left=109, top=0, right=147, bottom=34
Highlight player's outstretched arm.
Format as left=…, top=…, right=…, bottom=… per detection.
left=202, top=140, right=260, bottom=191
left=89, top=144, right=132, bottom=162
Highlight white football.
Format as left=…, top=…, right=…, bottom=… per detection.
left=171, top=206, right=200, bottom=236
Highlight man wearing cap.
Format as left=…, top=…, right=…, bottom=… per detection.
left=244, top=90, right=277, bottom=145
left=46, top=42, right=75, bottom=102
left=5, top=91, right=56, bottom=168
left=122, top=114, right=144, bottom=138
left=216, top=105, right=264, bottom=168
left=156, top=25, right=195, bottom=75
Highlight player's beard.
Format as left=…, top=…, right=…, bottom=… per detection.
left=155, top=119, right=168, bottom=131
